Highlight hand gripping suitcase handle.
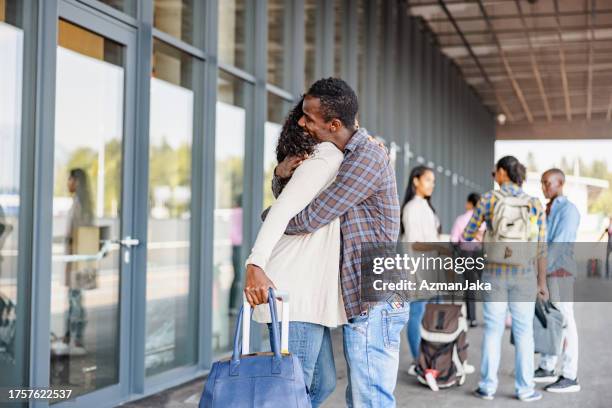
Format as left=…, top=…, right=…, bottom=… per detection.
left=242, top=290, right=290, bottom=355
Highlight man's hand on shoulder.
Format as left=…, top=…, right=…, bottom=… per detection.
left=367, top=135, right=388, bottom=156
left=244, top=264, right=276, bottom=307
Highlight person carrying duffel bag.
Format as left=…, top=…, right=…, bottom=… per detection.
left=199, top=288, right=310, bottom=407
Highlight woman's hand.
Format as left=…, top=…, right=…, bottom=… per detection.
left=244, top=264, right=276, bottom=307
left=275, top=155, right=306, bottom=179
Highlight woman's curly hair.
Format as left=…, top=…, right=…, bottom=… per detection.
left=275, top=97, right=318, bottom=163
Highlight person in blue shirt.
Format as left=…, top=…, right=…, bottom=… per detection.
left=535, top=168, right=581, bottom=393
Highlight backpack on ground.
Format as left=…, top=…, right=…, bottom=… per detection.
left=416, top=303, right=469, bottom=391
left=483, top=189, right=537, bottom=267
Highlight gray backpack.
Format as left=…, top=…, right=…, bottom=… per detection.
left=483, top=190, right=537, bottom=266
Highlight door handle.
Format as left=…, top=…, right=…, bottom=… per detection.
left=118, top=236, right=140, bottom=247
left=116, top=236, right=140, bottom=264
left=53, top=240, right=115, bottom=263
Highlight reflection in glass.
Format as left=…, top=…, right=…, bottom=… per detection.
left=264, top=93, right=292, bottom=209
left=0, top=0, right=24, bottom=388
left=154, top=0, right=199, bottom=48
left=146, top=40, right=196, bottom=376
left=218, top=0, right=248, bottom=71
left=267, top=0, right=287, bottom=87
left=50, top=20, right=124, bottom=399
left=213, top=71, right=251, bottom=354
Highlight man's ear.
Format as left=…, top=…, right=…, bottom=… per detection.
left=329, top=118, right=343, bottom=132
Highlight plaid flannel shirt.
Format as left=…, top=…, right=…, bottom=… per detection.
left=462, top=182, right=546, bottom=276
left=271, top=128, right=400, bottom=319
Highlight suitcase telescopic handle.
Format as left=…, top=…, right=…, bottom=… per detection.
left=242, top=290, right=290, bottom=355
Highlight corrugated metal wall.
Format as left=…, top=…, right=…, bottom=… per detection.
left=374, top=7, right=495, bottom=232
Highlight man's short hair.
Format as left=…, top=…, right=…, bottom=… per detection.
left=306, top=77, right=358, bottom=128
left=544, top=168, right=565, bottom=184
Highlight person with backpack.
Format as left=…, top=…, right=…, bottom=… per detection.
left=535, top=168, right=581, bottom=392
left=463, top=156, right=548, bottom=402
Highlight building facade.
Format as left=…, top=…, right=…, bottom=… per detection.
left=0, top=0, right=494, bottom=407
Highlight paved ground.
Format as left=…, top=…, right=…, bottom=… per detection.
left=122, top=302, right=612, bottom=408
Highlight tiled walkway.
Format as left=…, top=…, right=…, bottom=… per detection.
left=122, top=302, right=612, bottom=408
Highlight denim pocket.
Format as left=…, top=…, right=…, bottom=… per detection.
left=347, top=316, right=368, bottom=336
left=382, top=308, right=409, bottom=350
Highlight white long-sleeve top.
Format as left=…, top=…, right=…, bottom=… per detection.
left=401, top=196, right=440, bottom=243
left=247, top=142, right=347, bottom=327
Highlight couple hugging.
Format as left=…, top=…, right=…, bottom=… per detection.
left=243, top=77, right=409, bottom=408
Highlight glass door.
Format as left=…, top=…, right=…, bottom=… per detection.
left=144, top=39, right=199, bottom=377
left=48, top=5, right=137, bottom=404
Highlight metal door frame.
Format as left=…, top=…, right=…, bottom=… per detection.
left=29, top=1, right=138, bottom=406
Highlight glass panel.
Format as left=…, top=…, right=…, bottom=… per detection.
left=0, top=0, right=26, bottom=388
left=304, top=0, right=316, bottom=90
left=267, top=0, right=287, bottom=87
left=218, top=0, right=248, bottom=71
left=264, top=93, right=292, bottom=209
left=96, top=0, right=136, bottom=16
left=213, top=71, right=251, bottom=355
left=357, top=0, right=366, bottom=112
left=334, top=0, right=342, bottom=79
left=50, top=20, right=124, bottom=399
left=376, top=1, right=385, bottom=134
left=146, top=39, right=197, bottom=377
left=154, top=0, right=199, bottom=48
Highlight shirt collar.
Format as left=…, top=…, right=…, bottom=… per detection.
left=550, top=195, right=567, bottom=210
left=500, top=182, right=522, bottom=195
left=344, top=127, right=369, bottom=153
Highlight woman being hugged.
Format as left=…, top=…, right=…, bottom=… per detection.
left=243, top=98, right=346, bottom=408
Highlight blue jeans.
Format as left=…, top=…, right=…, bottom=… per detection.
left=343, top=302, right=410, bottom=408
left=479, top=272, right=537, bottom=398
left=405, top=300, right=425, bottom=359
left=269, top=322, right=336, bottom=408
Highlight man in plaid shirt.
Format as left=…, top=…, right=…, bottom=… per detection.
left=245, top=78, right=408, bottom=407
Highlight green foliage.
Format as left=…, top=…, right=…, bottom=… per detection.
left=580, top=159, right=612, bottom=215
left=149, top=138, right=192, bottom=217
left=55, top=140, right=123, bottom=216
left=590, top=188, right=612, bottom=216
left=216, top=157, right=243, bottom=209
left=57, top=137, right=193, bottom=218
left=263, top=162, right=276, bottom=209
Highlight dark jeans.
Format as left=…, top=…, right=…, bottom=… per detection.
left=465, top=268, right=481, bottom=321
left=607, top=245, right=612, bottom=279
